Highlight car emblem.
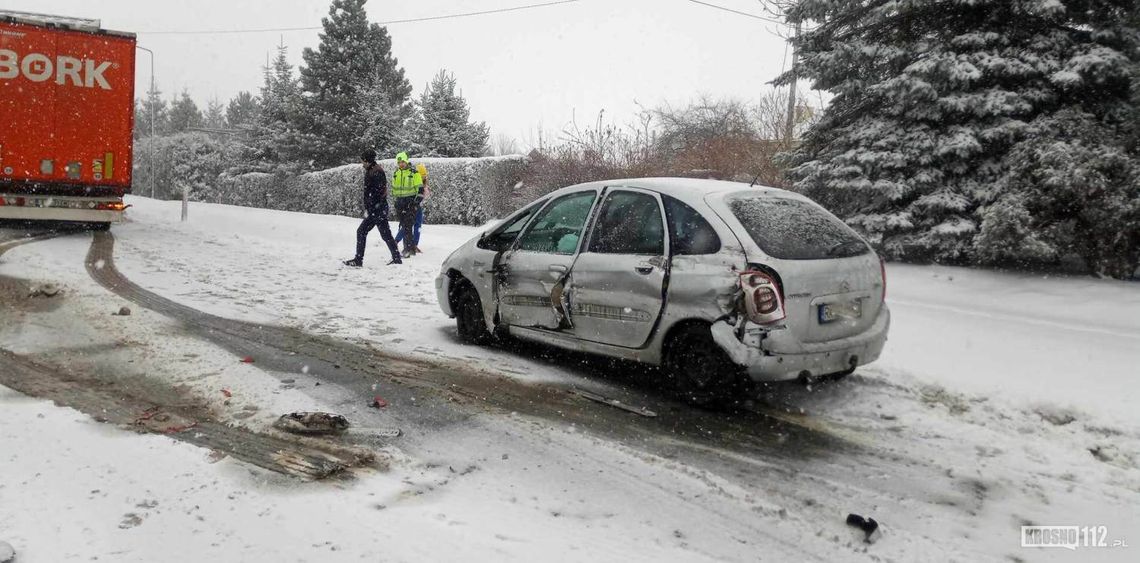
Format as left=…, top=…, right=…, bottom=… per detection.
left=840, top=280, right=851, bottom=292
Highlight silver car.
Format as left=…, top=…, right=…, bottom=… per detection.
left=436, top=178, right=890, bottom=404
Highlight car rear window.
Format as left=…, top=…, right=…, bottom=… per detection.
left=663, top=195, right=720, bottom=255
left=727, top=195, right=869, bottom=260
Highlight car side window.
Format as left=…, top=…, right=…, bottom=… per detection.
left=663, top=195, right=721, bottom=255
left=515, top=191, right=598, bottom=254
left=477, top=199, right=546, bottom=251
left=588, top=190, right=665, bottom=255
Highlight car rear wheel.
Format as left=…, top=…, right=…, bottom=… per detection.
left=454, top=284, right=491, bottom=344
left=666, top=324, right=745, bottom=407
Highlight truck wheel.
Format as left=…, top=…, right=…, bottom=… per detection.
left=666, top=324, right=743, bottom=408
left=454, top=284, right=491, bottom=345
left=90, top=222, right=111, bottom=232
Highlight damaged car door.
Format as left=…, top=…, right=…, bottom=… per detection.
left=497, top=189, right=598, bottom=330
left=567, top=188, right=669, bottom=348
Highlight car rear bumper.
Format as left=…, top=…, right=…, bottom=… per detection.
left=711, top=305, right=890, bottom=382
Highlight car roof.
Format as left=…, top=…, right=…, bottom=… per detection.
left=542, top=177, right=801, bottom=209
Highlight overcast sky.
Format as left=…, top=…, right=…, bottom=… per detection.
left=8, top=0, right=793, bottom=146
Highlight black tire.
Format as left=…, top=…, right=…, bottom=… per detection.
left=90, top=222, right=111, bottom=232
left=454, top=283, right=491, bottom=344
left=665, top=324, right=745, bottom=407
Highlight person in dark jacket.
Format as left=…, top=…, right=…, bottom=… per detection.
left=343, top=149, right=401, bottom=267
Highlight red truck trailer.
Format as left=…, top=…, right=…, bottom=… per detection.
left=0, top=10, right=135, bottom=227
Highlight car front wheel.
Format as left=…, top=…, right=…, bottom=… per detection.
left=454, top=283, right=491, bottom=344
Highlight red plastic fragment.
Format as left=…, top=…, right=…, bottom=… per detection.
left=241, top=356, right=254, bottom=363
left=221, top=389, right=233, bottom=398
left=370, top=395, right=388, bottom=408
left=163, top=422, right=198, bottom=434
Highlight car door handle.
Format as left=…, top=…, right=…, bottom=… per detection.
left=635, top=265, right=654, bottom=275
left=549, top=264, right=568, bottom=273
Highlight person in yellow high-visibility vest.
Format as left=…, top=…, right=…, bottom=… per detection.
left=394, top=162, right=429, bottom=254
left=391, top=152, right=423, bottom=258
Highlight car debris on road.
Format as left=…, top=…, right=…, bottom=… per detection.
left=28, top=283, right=60, bottom=298
left=846, top=513, right=882, bottom=544
left=272, top=412, right=351, bottom=435
left=572, top=389, right=657, bottom=417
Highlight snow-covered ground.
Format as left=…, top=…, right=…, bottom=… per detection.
left=1, top=231, right=806, bottom=562
left=2, top=196, right=1138, bottom=562
left=109, top=197, right=1140, bottom=427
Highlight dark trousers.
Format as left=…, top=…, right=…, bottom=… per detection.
left=394, top=206, right=423, bottom=246
left=395, top=196, right=418, bottom=250
left=355, top=205, right=400, bottom=263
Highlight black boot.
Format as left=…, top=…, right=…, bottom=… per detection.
left=343, top=258, right=363, bottom=267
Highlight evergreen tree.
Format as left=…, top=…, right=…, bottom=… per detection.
left=133, top=99, right=147, bottom=139
left=204, top=98, right=227, bottom=129
left=781, top=0, right=1139, bottom=275
left=226, top=91, right=261, bottom=129
left=407, top=70, right=490, bottom=157
left=298, top=0, right=413, bottom=166
left=168, top=91, right=204, bottom=133
left=138, top=86, right=169, bottom=137
left=360, top=79, right=413, bottom=158
left=988, top=109, right=1140, bottom=277
left=261, top=46, right=300, bottom=126
left=246, top=45, right=308, bottom=169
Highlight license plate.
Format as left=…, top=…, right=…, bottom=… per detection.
left=818, top=299, right=863, bottom=324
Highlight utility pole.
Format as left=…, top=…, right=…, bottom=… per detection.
left=783, top=20, right=801, bottom=147
left=136, top=45, right=156, bottom=198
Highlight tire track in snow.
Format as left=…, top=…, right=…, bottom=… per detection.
left=79, top=231, right=884, bottom=560
left=0, top=348, right=373, bottom=480
left=84, top=230, right=853, bottom=459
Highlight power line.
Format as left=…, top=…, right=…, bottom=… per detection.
left=684, top=0, right=785, bottom=25
left=139, top=0, right=580, bottom=35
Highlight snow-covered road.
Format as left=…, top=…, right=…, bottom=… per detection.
left=1, top=197, right=1138, bottom=562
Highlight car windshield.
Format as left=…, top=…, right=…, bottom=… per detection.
left=727, top=194, right=869, bottom=260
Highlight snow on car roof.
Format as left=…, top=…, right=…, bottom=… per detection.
left=544, top=177, right=795, bottom=208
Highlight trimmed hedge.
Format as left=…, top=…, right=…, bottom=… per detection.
left=214, top=156, right=528, bottom=224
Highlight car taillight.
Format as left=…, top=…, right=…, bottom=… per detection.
left=879, top=256, right=887, bottom=301
left=740, top=270, right=785, bottom=324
